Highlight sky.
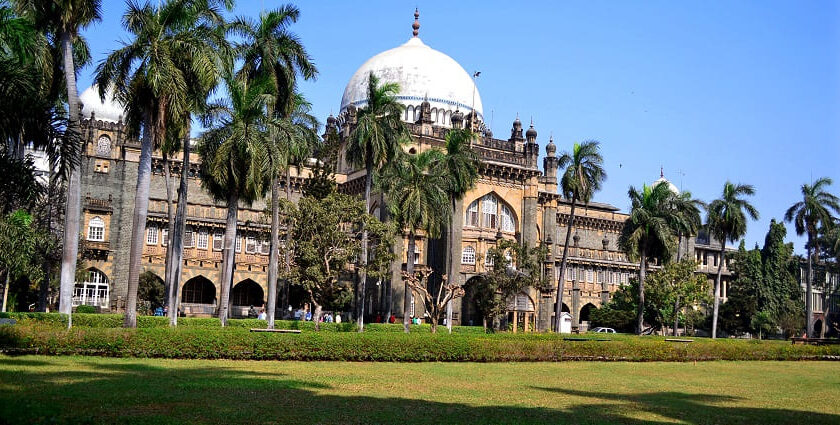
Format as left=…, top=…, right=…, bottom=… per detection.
left=77, top=0, right=840, bottom=255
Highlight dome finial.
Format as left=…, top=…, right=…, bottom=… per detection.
left=660, top=165, right=664, bottom=178
left=412, top=8, right=420, bottom=37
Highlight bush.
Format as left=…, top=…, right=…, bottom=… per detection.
left=75, top=305, right=97, bottom=314
left=590, top=307, right=635, bottom=333
left=1, top=322, right=838, bottom=362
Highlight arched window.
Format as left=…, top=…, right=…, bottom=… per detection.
left=405, top=106, right=413, bottom=122
left=146, top=223, right=158, bottom=245
left=87, top=217, right=105, bottom=241
left=73, top=269, right=109, bottom=308
left=462, top=246, right=476, bottom=264
left=481, top=194, right=498, bottom=229
left=444, top=110, right=451, bottom=126
left=485, top=251, right=494, bottom=267
left=500, top=204, right=515, bottom=232
left=465, top=200, right=479, bottom=227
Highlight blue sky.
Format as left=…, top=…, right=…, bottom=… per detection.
left=78, top=1, right=839, bottom=254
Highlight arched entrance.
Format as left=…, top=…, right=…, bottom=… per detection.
left=231, top=279, right=264, bottom=317
left=181, top=276, right=216, bottom=316
left=73, top=268, right=110, bottom=309
left=138, top=271, right=165, bottom=313
left=579, top=303, right=597, bottom=331
left=461, top=276, right=485, bottom=327
left=549, top=302, right=572, bottom=332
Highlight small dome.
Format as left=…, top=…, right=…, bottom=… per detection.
left=513, top=115, right=522, bottom=129
left=326, top=114, right=337, bottom=125
left=525, top=121, right=537, bottom=139
left=450, top=108, right=463, bottom=125
left=546, top=137, right=556, bottom=155
left=80, top=85, right=125, bottom=123
left=484, top=128, right=493, bottom=138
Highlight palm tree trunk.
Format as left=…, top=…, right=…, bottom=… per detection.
left=283, top=168, right=292, bottom=313
left=677, top=234, right=683, bottom=262
left=554, top=197, right=577, bottom=332
left=636, top=240, right=647, bottom=335
left=38, top=163, right=57, bottom=312
left=218, top=191, right=239, bottom=326
left=58, top=30, right=81, bottom=323
left=162, top=152, right=175, bottom=310
left=805, top=236, right=814, bottom=338
left=404, top=230, right=415, bottom=333
left=446, top=195, right=455, bottom=333
left=358, top=155, right=373, bottom=332
left=384, top=278, right=392, bottom=322
left=267, top=174, right=280, bottom=329
left=711, top=244, right=726, bottom=338
left=124, top=113, right=156, bottom=328
left=168, top=123, right=191, bottom=326
left=673, top=295, right=680, bottom=336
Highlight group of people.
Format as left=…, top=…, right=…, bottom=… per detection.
left=292, top=308, right=342, bottom=323
left=247, top=305, right=267, bottom=320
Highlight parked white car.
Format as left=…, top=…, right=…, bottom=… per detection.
left=590, top=327, right=616, bottom=334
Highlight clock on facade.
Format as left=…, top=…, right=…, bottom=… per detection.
left=96, top=135, right=111, bottom=156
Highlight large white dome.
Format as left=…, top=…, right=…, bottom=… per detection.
left=80, top=85, right=125, bottom=123
left=340, top=36, right=483, bottom=127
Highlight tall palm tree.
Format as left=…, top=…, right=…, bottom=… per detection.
left=785, top=177, right=839, bottom=337
left=707, top=181, right=759, bottom=338
left=670, top=191, right=705, bottom=261
left=345, top=72, right=408, bottom=331
left=553, top=141, right=606, bottom=333
left=441, top=128, right=479, bottom=331
left=95, top=0, right=228, bottom=328
left=266, top=94, right=318, bottom=328
left=380, top=149, right=451, bottom=333
left=13, top=0, right=101, bottom=321
left=199, top=75, right=271, bottom=326
left=619, top=182, right=676, bottom=334
left=231, top=6, right=316, bottom=328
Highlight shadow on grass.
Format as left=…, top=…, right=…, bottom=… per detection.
left=0, top=357, right=836, bottom=425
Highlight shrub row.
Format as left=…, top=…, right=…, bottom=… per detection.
left=0, top=312, right=485, bottom=334
left=1, top=323, right=838, bottom=362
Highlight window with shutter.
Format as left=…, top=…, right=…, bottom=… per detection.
left=213, top=232, right=223, bottom=251
left=146, top=224, right=158, bottom=245
left=235, top=235, right=242, bottom=253
left=197, top=230, right=208, bottom=249
left=161, top=228, right=168, bottom=246
left=184, top=227, right=194, bottom=248
left=246, top=236, right=256, bottom=254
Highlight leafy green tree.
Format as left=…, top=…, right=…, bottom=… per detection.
left=14, top=0, right=101, bottom=320
left=707, top=181, right=759, bottom=338
left=645, top=259, right=709, bottom=336
left=346, top=72, right=408, bottom=331
left=784, top=177, right=839, bottom=337
left=669, top=191, right=705, bottom=261
left=380, top=149, right=450, bottom=332
left=95, top=0, right=230, bottom=328
left=288, top=192, right=393, bottom=330
left=0, top=210, right=46, bottom=312
left=719, top=241, right=762, bottom=335
left=619, top=182, right=676, bottom=334
left=760, top=220, right=803, bottom=327
left=137, top=271, right=164, bottom=314
left=751, top=311, right=774, bottom=340
left=471, top=239, right=547, bottom=331
left=554, top=141, right=606, bottom=333
left=199, top=75, right=272, bottom=326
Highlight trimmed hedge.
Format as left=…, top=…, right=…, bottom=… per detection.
left=0, top=312, right=485, bottom=334
left=1, top=323, right=838, bottom=362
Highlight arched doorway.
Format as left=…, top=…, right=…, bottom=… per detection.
left=73, top=268, right=109, bottom=309
left=549, top=302, right=572, bottom=332
left=461, top=276, right=485, bottom=327
left=138, top=271, right=165, bottom=314
left=579, top=303, right=597, bottom=331
left=181, top=276, right=216, bottom=316
left=231, top=279, right=264, bottom=317
left=814, top=319, right=823, bottom=337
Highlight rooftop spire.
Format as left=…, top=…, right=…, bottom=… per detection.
left=412, top=8, right=420, bottom=37
left=660, top=165, right=664, bottom=178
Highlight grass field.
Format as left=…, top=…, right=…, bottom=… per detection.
left=1, top=356, right=838, bottom=424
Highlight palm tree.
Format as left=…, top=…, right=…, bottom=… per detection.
left=199, top=75, right=271, bottom=326
left=345, top=72, right=408, bottom=331
left=439, top=128, right=479, bottom=331
left=553, top=141, right=606, bottom=333
left=95, top=0, right=229, bottom=328
left=670, top=191, right=705, bottom=261
left=13, top=0, right=101, bottom=321
left=707, top=181, right=759, bottom=338
left=785, top=177, right=839, bottom=337
left=231, top=6, right=316, bottom=328
left=380, top=149, right=451, bottom=332
left=619, top=182, right=676, bottom=334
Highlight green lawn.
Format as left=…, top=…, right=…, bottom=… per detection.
left=1, top=356, right=838, bottom=424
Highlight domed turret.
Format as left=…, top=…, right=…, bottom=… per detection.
left=525, top=119, right=537, bottom=142
left=510, top=114, right=524, bottom=141
left=450, top=108, right=463, bottom=128
left=546, top=136, right=556, bottom=156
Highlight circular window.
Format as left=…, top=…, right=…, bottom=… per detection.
left=96, top=135, right=112, bottom=156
